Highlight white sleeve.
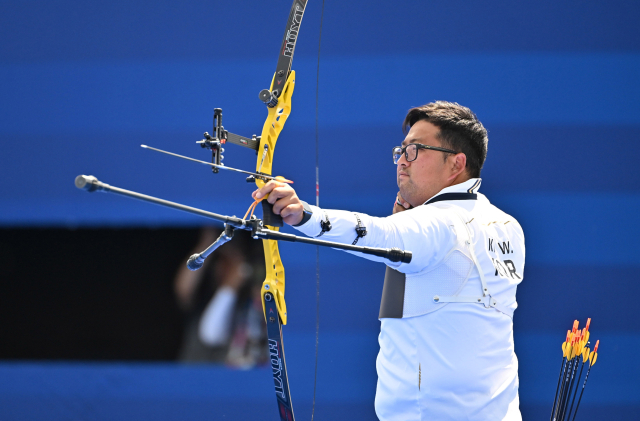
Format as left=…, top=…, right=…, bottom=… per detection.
left=293, top=205, right=457, bottom=274
left=198, top=286, right=237, bottom=346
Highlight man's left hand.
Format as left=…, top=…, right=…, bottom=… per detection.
left=252, top=181, right=304, bottom=226
left=393, top=191, right=413, bottom=214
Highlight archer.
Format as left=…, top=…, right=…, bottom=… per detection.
left=253, top=101, right=526, bottom=421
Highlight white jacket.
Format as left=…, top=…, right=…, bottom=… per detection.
left=294, top=179, right=525, bottom=421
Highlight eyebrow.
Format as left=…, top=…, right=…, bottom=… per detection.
left=401, top=138, right=420, bottom=147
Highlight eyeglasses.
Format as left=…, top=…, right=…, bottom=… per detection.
left=392, top=143, right=458, bottom=164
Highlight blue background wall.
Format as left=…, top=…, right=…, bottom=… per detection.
left=1, top=0, right=639, bottom=419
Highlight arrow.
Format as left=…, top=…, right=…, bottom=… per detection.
left=558, top=330, right=583, bottom=421
left=553, top=321, right=579, bottom=421
left=549, top=319, right=600, bottom=421
left=140, top=145, right=293, bottom=184
left=565, top=341, right=590, bottom=421
left=550, top=330, right=572, bottom=421
left=571, top=340, right=599, bottom=421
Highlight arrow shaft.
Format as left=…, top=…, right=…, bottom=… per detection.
left=141, top=145, right=286, bottom=182
left=550, top=356, right=566, bottom=421
left=565, top=361, right=585, bottom=421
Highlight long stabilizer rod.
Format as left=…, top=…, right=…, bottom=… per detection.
left=74, top=175, right=412, bottom=263
left=75, top=174, right=245, bottom=226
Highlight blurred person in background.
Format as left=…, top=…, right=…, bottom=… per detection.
left=174, top=227, right=267, bottom=366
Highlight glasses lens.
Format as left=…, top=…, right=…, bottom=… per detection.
left=406, top=144, right=418, bottom=162
left=392, top=147, right=402, bottom=164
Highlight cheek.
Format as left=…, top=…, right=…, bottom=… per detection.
left=413, top=158, right=445, bottom=182
left=414, top=161, right=436, bottom=177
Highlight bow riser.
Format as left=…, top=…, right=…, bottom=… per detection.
left=258, top=71, right=296, bottom=326
left=256, top=71, right=295, bottom=179
left=261, top=237, right=288, bottom=325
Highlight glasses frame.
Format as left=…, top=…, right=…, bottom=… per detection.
left=393, top=143, right=458, bottom=164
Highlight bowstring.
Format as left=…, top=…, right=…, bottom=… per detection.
left=311, top=0, right=325, bottom=420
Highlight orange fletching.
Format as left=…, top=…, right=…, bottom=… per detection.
left=585, top=318, right=591, bottom=332
left=594, top=340, right=599, bottom=353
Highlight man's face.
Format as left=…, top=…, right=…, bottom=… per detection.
left=396, top=120, right=451, bottom=206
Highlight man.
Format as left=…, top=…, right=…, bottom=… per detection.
left=253, top=101, right=525, bottom=420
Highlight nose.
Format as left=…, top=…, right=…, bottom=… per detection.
left=397, top=153, right=409, bottom=167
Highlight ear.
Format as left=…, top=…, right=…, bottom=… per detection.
left=448, top=153, right=467, bottom=181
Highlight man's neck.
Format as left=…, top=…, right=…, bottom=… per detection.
left=450, top=173, right=472, bottom=187
left=420, top=174, right=472, bottom=205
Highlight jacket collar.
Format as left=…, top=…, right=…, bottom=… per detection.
left=422, top=178, right=482, bottom=206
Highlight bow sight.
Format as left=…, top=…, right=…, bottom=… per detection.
left=197, top=108, right=262, bottom=176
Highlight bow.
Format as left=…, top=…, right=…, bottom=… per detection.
left=193, top=7, right=307, bottom=416
left=74, top=1, right=413, bottom=420
left=251, top=1, right=307, bottom=418
left=199, top=2, right=309, bottom=418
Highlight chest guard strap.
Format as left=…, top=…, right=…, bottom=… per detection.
left=434, top=211, right=512, bottom=319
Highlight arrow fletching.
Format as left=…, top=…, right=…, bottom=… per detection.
left=589, top=340, right=599, bottom=366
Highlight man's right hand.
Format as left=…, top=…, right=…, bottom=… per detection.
left=393, top=192, right=413, bottom=215
left=252, top=181, right=305, bottom=226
